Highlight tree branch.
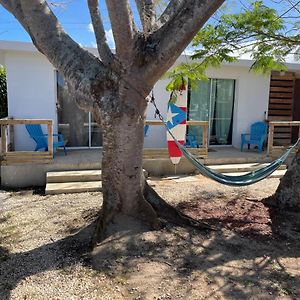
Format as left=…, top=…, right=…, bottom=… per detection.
left=0, top=0, right=12, bottom=10
left=135, top=0, right=156, bottom=34
left=143, top=0, right=225, bottom=84
left=105, top=0, right=137, bottom=62
left=156, top=0, right=184, bottom=29
left=0, top=0, right=112, bottom=99
left=87, top=0, right=114, bottom=64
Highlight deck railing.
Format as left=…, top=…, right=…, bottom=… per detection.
left=0, top=118, right=209, bottom=163
left=267, top=121, right=300, bottom=156
left=0, top=119, right=53, bottom=165
left=143, top=120, right=209, bottom=159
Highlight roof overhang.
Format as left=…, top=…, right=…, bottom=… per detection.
left=1, top=40, right=300, bottom=73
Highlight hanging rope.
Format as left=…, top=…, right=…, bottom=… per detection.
left=150, top=95, right=300, bottom=186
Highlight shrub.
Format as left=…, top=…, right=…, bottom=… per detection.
left=0, top=66, right=7, bottom=118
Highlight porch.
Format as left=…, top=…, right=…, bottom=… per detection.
left=0, top=118, right=297, bottom=188
left=0, top=146, right=272, bottom=188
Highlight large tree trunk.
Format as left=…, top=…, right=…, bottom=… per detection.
left=92, top=89, right=159, bottom=243
left=267, top=148, right=300, bottom=210
left=92, top=87, right=211, bottom=244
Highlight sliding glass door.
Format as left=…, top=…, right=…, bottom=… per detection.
left=56, top=72, right=102, bottom=148
left=188, top=78, right=235, bottom=146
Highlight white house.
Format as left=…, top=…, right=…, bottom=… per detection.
left=1, top=40, right=300, bottom=152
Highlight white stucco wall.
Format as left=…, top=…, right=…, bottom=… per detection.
left=5, top=51, right=57, bottom=151
left=144, top=64, right=270, bottom=149
left=143, top=78, right=170, bottom=148
left=0, top=52, right=4, bottom=65
left=0, top=41, right=272, bottom=151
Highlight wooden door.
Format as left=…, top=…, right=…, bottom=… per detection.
left=268, top=71, right=295, bottom=145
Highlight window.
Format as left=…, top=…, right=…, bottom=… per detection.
left=56, top=72, right=102, bottom=148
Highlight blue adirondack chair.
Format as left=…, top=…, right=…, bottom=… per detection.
left=185, top=134, right=199, bottom=148
left=25, top=124, right=67, bottom=155
left=241, top=121, right=267, bottom=153
left=144, top=125, right=150, bottom=137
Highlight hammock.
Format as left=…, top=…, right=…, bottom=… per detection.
left=164, top=122, right=299, bottom=186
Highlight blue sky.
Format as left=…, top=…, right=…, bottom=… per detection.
left=0, top=0, right=123, bottom=48
left=0, top=0, right=295, bottom=49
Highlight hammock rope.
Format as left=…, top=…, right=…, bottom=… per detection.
left=150, top=96, right=300, bottom=186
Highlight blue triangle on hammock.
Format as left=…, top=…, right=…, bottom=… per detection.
left=166, top=103, right=186, bottom=130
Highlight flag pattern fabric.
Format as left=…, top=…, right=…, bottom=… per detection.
left=166, top=88, right=187, bottom=164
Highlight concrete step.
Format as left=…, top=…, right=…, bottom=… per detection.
left=47, top=170, right=102, bottom=183
left=45, top=181, right=102, bottom=195
left=45, top=169, right=148, bottom=195
left=206, top=162, right=286, bottom=173
left=222, top=169, right=286, bottom=178
left=203, top=157, right=273, bottom=165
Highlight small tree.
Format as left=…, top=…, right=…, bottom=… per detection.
left=0, top=66, right=7, bottom=118
left=166, top=0, right=300, bottom=210
left=166, top=1, right=299, bottom=89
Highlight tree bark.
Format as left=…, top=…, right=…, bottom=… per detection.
left=92, top=88, right=159, bottom=243
left=267, top=148, right=300, bottom=210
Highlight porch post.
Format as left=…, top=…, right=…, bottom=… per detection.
left=267, top=122, right=274, bottom=156
left=47, top=120, right=53, bottom=157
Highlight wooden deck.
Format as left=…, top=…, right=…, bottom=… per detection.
left=1, top=118, right=299, bottom=166
left=0, top=118, right=53, bottom=165
left=267, top=121, right=300, bottom=157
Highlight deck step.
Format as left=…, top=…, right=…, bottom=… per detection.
left=45, top=169, right=148, bottom=194
left=47, top=170, right=102, bottom=183
left=222, top=169, right=286, bottom=178
left=45, top=181, right=102, bottom=195
left=206, top=162, right=286, bottom=173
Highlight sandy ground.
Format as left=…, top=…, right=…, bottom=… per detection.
left=0, top=175, right=300, bottom=300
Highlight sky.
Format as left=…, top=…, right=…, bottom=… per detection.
left=0, top=0, right=297, bottom=49
left=0, top=0, right=123, bottom=48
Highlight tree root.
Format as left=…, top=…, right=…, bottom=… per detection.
left=92, top=180, right=216, bottom=247
left=143, top=181, right=217, bottom=231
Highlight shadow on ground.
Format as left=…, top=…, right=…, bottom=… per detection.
left=0, top=199, right=299, bottom=299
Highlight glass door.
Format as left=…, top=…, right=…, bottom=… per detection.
left=188, top=80, right=210, bottom=146
left=188, top=78, right=235, bottom=146
left=56, top=72, right=102, bottom=148
left=90, top=113, right=103, bottom=147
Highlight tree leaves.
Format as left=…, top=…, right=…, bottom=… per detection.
left=164, top=0, right=298, bottom=90
left=0, top=67, right=8, bottom=118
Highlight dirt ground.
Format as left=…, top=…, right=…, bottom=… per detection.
left=0, top=175, right=300, bottom=300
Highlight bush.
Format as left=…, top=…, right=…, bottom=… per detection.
left=0, top=66, right=7, bottom=118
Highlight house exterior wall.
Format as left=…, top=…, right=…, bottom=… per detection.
left=144, top=65, right=271, bottom=149
left=206, top=66, right=270, bottom=148
left=1, top=43, right=271, bottom=150
left=5, top=51, right=57, bottom=151
left=0, top=52, right=4, bottom=65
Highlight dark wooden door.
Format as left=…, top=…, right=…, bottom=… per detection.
left=292, top=78, right=300, bottom=142
left=268, top=71, right=295, bottom=145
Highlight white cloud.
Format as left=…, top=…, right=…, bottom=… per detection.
left=88, top=23, right=94, bottom=33
left=105, top=29, right=115, bottom=49
left=88, top=24, right=115, bottom=50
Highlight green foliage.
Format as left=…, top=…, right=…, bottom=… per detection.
left=0, top=66, right=7, bottom=118
left=164, top=1, right=297, bottom=90
left=162, top=63, right=208, bottom=91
